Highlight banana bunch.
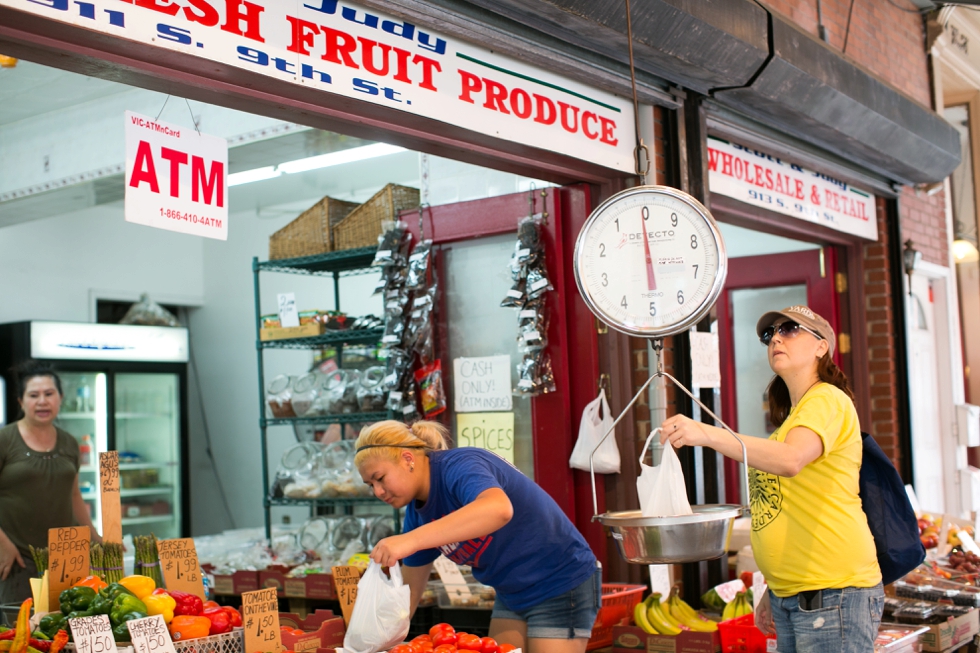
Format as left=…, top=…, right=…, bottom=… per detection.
left=633, top=593, right=688, bottom=635
left=721, top=590, right=753, bottom=621
left=666, top=587, right=718, bottom=632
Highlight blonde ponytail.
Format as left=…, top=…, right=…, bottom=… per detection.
left=354, top=420, right=451, bottom=468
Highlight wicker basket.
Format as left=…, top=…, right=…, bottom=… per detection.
left=332, top=184, right=420, bottom=251
left=268, top=196, right=359, bottom=260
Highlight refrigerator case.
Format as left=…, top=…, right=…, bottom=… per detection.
left=0, top=321, right=190, bottom=539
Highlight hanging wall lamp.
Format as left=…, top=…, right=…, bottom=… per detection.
left=903, top=239, right=921, bottom=296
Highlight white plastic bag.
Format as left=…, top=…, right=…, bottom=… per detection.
left=569, top=389, right=620, bottom=473
left=636, top=428, right=693, bottom=517
left=342, top=561, right=411, bottom=653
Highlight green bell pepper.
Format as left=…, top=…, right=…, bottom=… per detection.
left=37, top=613, right=67, bottom=640
left=65, top=610, right=95, bottom=621
left=88, top=595, right=113, bottom=616
left=111, top=613, right=147, bottom=642
left=109, top=595, right=147, bottom=627
left=99, top=583, right=136, bottom=603
left=59, top=586, right=97, bottom=615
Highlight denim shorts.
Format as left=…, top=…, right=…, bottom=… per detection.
left=769, top=583, right=884, bottom=653
left=490, top=565, right=602, bottom=639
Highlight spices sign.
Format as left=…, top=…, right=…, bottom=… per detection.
left=453, top=355, right=512, bottom=412
left=124, top=111, right=228, bottom=240
left=457, top=412, right=515, bottom=464
left=4, top=0, right=634, bottom=174
left=707, top=137, right=878, bottom=241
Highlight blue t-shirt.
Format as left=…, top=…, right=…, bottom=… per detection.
left=402, top=448, right=596, bottom=612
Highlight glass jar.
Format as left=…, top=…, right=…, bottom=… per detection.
left=291, top=373, right=320, bottom=417
left=330, top=515, right=366, bottom=552
left=321, top=370, right=360, bottom=414
left=266, top=374, right=295, bottom=418
left=367, top=515, right=397, bottom=548
left=299, top=517, right=332, bottom=551
left=277, top=442, right=325, bottom=498
left=357, top=366, right=387, bottom=412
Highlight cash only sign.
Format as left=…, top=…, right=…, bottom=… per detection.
left=5, top=0, right=635, bottom=175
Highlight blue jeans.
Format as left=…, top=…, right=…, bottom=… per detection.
left=491, top=566, right=602, bottom=639
left=770, top=584, right=884, bottom=653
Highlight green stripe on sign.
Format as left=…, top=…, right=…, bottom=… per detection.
left=455, top=52, right=621, bottom=113
left=849, top=188, right=870, bottom=198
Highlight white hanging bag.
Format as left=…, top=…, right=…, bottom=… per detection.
left=342, top=561, right=411, bottom=653
left=569, top=389, right=620, bottom=473
left=636, top=428, right=694, bottom=517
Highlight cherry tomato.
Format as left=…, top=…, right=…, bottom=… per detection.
left=498, top=645, right=517, bottom=653
left=480, top=638, right=499, bottom=653
left=433, top=631, right=458, bottom=647
left=430, top=624, right=455, bottom=639
left=390, top=646, right=415, bottom=653
left=457, top=634, right=482, bottom=651
left=433, top=646, right=457, bottom=653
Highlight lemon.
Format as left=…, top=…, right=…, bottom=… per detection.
left=348, top=553, right=370, bottom=570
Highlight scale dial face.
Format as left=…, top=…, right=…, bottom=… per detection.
left=573, top=186, right=727, bottom=338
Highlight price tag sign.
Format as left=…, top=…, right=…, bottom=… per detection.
left=99, top=452, right=122, bottom=544
left=49, top=526, right=90, bottom=609
left=433, top=556, right=472, bottom=599
left=158, top=538, right=205, bottom=598
left=277, top=293, right=299, bottom=328
left=127, top=615, right=177, bottom=653
left=331, top=566, right=361, bottom=626
left=242, top=588, right=281, bottom=653
left=69, top=615, right=117, bottom=653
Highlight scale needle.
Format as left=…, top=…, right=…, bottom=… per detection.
left=641, top=212, right=657, bottom=291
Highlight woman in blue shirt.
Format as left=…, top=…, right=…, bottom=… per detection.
left=355, top=420, right=600, bottom=653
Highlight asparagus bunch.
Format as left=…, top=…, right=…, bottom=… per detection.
left=133, top=535, right=163, bottom=586
left=29, top=545, right=47, bottom=577
left=102, top=542, right=125, bottom=584
left=90, top=543, right=104, bottom=579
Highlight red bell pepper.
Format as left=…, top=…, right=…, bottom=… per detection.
left=221, top=606, right=242, bottom=628
left=202, top=608, right=232, bottom=636
left=160, top=589, right=204, bottom=616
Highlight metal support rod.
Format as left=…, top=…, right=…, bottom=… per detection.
left=253, top=257, right=272, bottom=540
left=590, top=340, right=750, bottom=517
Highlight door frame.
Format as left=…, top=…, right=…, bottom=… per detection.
left=398, top=187, right=602, bottom=554
left=905, top=260, right=966, bottom=515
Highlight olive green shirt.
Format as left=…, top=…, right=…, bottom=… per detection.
left=0, top=423, right=79, bottom=555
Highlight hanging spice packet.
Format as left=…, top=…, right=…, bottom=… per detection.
left=525, top=265, right=554, bottom=301
left=415, top=360, right=447, bottom=418
left=500, top=278, right=527, bottom=308
left=407, top=240, right=432, bottom=290
left=372, top=221, right=411, bottom=267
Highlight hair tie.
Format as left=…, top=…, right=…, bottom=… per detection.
left=355, top=444, right=426, bottom=454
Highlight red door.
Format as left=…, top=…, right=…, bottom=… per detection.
left=716, top=248, right=839, bottom=502
left=399, top=185, right=606, bottom=558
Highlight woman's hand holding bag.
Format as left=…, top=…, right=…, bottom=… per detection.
left=342, top=561, right=411, bottom=653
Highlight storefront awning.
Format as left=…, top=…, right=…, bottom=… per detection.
left=461, top=0, right=961, bottom=185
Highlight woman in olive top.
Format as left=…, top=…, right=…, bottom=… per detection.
left=660, top=306, right=882, bottom=653
left=0, top=361, right=102, bottom=603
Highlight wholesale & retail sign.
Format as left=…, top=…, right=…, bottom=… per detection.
left=125, top=111, right=228, bottom=239
left=707, top=137, right=878, bottom=241
left=5, top=0, right=635, bottom=173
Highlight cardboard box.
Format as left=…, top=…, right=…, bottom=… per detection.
left=279, top=610, right=345, bottom=652
left=211, top=570, right=260, bottom=595
left=612, top=625, right=720, bottom=653
left=281, top=574, right=337, bottom=600
left=259, top=566, right=291, bottom=597
left=916, top=609, right=979, bottom=652
left=260, top=323, right=325, bottom=341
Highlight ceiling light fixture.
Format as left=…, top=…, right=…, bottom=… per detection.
left=953, top=238, right=980, bottom=263
left=227, top=142, right=408, bottom=187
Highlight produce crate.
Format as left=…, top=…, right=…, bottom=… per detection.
left=269, top=196, right=359, bottom=260
left=718, top=613, right=777, bottom=652
left=588, top=584, right=646, bottom=650
left=332, top=184, right=419, bottom=251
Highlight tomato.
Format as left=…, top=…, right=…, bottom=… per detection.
left=433, top=631, right=458, bottom=647
left=390, top=646, right=415, bottom=653
left=413, top=636, right=433, bottom=644
left=457, top=634, right=482, bottom=651
left=430, top=624, right=455, bottom=639
left=433, top=646, right=457, bottom=653
left=498, top=645, right=517, bottom=653
left=480, top=638, right=499, bottom=653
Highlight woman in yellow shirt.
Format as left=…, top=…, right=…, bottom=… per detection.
left=661, top=305, right=882, bottom=653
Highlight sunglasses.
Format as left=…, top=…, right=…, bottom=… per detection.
left=759, top=320, right=824, bottom=346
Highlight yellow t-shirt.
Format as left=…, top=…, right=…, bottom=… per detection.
left=749, top=383, right=881, bottom=597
